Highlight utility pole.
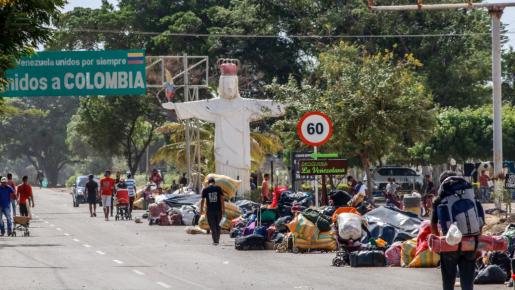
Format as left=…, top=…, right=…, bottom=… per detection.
left=368, top=1, right=515, bottom=208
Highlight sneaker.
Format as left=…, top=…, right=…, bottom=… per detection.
left=213, top=242, right=219, bottom=246
left=93, top=213, right=97, bottom=217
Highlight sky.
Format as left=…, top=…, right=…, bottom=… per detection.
left=64, top=0, right=515, bottom=49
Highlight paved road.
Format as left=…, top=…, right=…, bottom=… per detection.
left=0, top=188, right=501, bottom=290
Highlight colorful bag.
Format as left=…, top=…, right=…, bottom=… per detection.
left=427, top=234, right=508, bottom=253
left=203, top=174, right=241, bottom=200
left=385, top=241, right=403, bottom=266
left=293, top=232, right=337, bottom=251
left=401, top=238, right=439, bottom=268
left=225, top=202, right=242, bottom=220
left=287, top=214, right=319, bottom=242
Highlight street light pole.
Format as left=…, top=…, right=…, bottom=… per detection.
left=491, top=8, right=503, bottom=179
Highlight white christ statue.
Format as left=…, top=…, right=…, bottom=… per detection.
left=162, top=62, right=286, bottom=194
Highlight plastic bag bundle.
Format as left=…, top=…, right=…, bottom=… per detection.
left=337, top=213, right=362, bottom=240
left=445, top=223, right=463, bottom=246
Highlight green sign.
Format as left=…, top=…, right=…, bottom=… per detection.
left=310, top=152, right=339, bottom=159
left=299, top=159, right=348, bottom=175
left=1, top=50, right=146, bottom=97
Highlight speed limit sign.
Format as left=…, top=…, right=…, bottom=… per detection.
left=297, top=111, right=333, bottom=147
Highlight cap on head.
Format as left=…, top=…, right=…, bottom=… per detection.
left=208, top=177, right=216, bottom=184
left=0, top=177, right=7, bottom=183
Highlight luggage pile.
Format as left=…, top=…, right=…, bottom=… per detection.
left=147, top=202, right=200, bottom=226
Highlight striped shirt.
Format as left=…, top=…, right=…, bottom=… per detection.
left=125, top=179, right=136, bottom=197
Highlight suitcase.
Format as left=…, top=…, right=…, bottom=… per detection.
left=349, top=250, right=386, bottom=267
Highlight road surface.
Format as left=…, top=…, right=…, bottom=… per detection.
left=0, top=188, right=501, bottom=290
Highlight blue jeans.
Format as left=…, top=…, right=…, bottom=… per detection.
left=480, top=187, right=490, bottom=202
left=0, top=206, right=13, bottom=234
left=11, top=200, right=16, bottom=216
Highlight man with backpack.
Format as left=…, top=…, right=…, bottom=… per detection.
left=431, top=171, right=485, bottom=290
left=200, top=177, right=225, bottom=245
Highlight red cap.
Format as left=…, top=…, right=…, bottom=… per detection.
left=220, top=63, right=237, bottom=76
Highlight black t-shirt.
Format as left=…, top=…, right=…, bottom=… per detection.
left=85, top=180, right=98, bottom=198
left=179, top=176, right=188, bottom=186
left=202, top=185, right=223, bottom=214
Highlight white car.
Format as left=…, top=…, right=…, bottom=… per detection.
left=371, top=167, right=423, bottom=191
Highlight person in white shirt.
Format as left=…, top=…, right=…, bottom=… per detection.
left=125, top=172, right=137, bottom=213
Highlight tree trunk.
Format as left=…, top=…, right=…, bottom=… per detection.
left=321, top=175, right=328, bottom=206
left=360, top=152, right=373, bottom=198
left=43, top=164, right=60, bottom=187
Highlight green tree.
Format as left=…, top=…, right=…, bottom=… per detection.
left=0, top=0, right=64, bottom=89
left=503, top=48, right=515, bottom=105
left=0, top=0, right=64, bottom=118
left=0, top=97, right=78, bottom=186
left=411, top=105, right=515, bottom=164
left=270, top=42, right=434, bottom=195
left=71, top=96, right=166, bottom=174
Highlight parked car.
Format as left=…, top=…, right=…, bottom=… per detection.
left=71, top=176, right=100, bottom=207
left=371, top=167, right=423, bottom=191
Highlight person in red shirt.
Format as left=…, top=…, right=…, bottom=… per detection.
left=99, top=170, right=115, bottom=221
left=16, top=176, right=34, bottom=217
left=479, top=170, right=490, bottom=203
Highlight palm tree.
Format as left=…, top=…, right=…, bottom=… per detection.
left=152, top=122, right=283, bottom=174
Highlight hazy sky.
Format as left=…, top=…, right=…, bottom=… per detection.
left=64, top=0, right=515, bottom=49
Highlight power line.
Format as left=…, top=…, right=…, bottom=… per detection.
left=59, top=28, right=515, bottom=39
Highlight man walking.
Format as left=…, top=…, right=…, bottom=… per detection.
left=125, top=172, right=137, bottom=213
left=478, top=170, right=490, bottom=202
left=16, top=176, right=34, bottom=217
left=0, top=177, right=15, bottom=236
left=200, top=177, right=225, bottom=245
left=431, top=171, right=485, bottom=290
left=85, top=175, right=99, bottom=217
left=6, top=173, right=17, bottom=216
left=261, top=173, right=271, bottom=203
left=99, top=171, right=115, bottom=221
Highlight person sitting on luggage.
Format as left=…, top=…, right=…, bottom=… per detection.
left=200, top=177, right=225, bottom=245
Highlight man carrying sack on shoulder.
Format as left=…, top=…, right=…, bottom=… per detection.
left=200, top=177, right=225, bottom=245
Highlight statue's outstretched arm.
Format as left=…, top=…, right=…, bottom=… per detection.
left=162, top=100, right=217, bottom=123
left=245, top=99, right=286, bottom=122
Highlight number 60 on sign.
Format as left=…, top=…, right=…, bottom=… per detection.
left=297, top=111, right=333, bottom=147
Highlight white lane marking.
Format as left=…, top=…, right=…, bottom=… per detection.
left=132, top=269, right=145, bottom=276
left=156, top=282, right=171, bottom=289
left=82, top=244, right=91, bottom=248
left=96, top=250, right=105, bottom=255
left=44, top=221, right=49, bottom=224
left=223, top=261, right=229, bottom=265
left=56, top=228, right=62, bottom=231
left=64, top=233, right=70, bottom=236
left=49, top=224, right=55, bottom=227
left=72, top=238, right=80, bottom=242
left=112, top=259, right=123, bottom=264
